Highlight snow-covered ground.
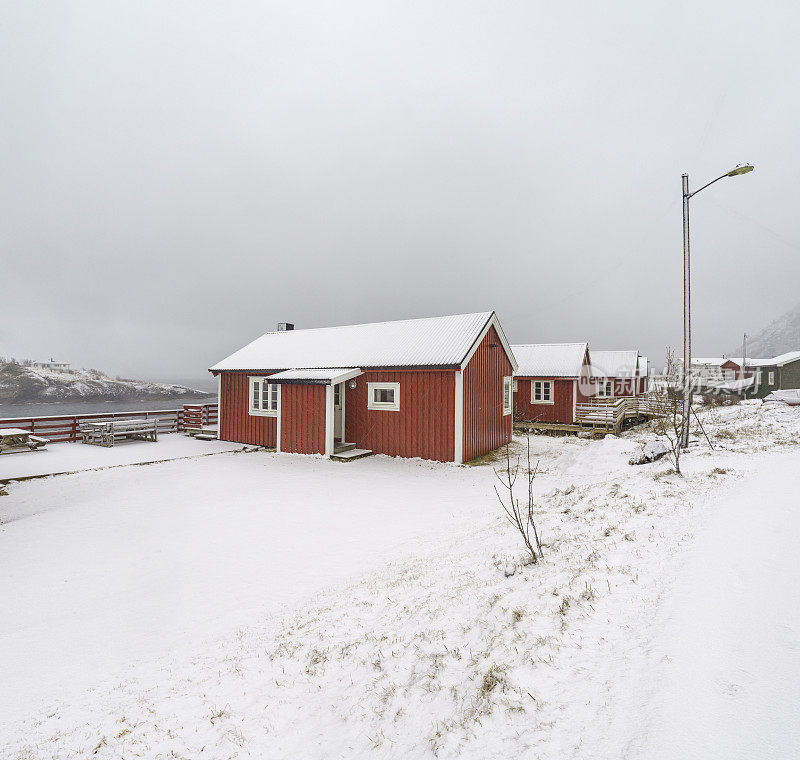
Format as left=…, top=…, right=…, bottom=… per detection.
left=0, top=434, right=243, bottom=481
left=1, top=401, right=799, bottom=758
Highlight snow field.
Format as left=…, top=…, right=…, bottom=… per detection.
left=2, top=400, right=799, bottom=758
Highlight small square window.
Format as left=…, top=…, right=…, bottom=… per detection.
left=249, top=377, right=278, bottom=416
left=368, top=382, right=400, bottom=411
left=596, top=380, right=613, bottom=398
left=532, top=380, right=553, bottom=404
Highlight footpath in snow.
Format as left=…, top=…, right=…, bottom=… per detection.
left=628, top=450, right=800, bottom=759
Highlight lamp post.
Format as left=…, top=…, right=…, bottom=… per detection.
left=681, top=163, right=754, bottom=448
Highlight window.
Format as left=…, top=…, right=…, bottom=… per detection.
left=368, top=382, right=400, bottom=411
left=768, top=371, right=775, bottom=386
left=513, top=380, right=518, bottom=392
left=249, top=377, right=278, bottom=416
left=532, top=380, right=553, bottom=404
left=503, top=376, right=513, bottom=415
left=596, top=379, right=613, bottom=398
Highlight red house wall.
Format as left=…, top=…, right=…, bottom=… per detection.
left=281, top=384, right=326, bottom=455
left=514, top=378, right=575, bottom=423
left=218, top=371, right=277, bottom=446
left=345, top=370, right=455, bottom=462
left=462, top=326, right=513, bottom=462
left=613, top=376, right=638, bottom=397
left=721, top=359, right=748, bottom=379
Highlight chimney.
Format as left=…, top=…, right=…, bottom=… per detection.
left=277, top=322, right=294, bottom=332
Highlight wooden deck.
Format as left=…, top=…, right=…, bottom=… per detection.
left=518, top=394, right=666, bottom=437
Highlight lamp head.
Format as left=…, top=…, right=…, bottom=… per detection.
left=727, top=164, right=754, bottom=177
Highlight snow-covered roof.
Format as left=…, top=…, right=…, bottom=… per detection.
left=211, top=311, right=517, bottom=372
left=712, top=377, right=755, bottom=392
left=690, top=351, right=800, bottom=369
left=722, top=351, right=800, bottom=368
left=770, top=351, right=800, bottom=366
left=591, top=350, right=640, bottom=378
left=267, top=368, right=362, bottom=385
left=638, top=355, right=649, bottom=377
left=511, top=343, right=588, bottom=378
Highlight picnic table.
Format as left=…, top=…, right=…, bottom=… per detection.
left=80, top=419, right=160, bottom=447
left=0, top=428, right=49, bottom=454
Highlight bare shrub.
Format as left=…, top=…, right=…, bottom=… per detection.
left=493, top=436, right=543, bottom=565
left=652, top=348, right=686, bottom=475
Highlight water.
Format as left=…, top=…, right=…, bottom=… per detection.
left=0, top=396, right=218, bottom=421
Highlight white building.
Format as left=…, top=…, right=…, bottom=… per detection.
left=32, top=358, right=70, bottom=371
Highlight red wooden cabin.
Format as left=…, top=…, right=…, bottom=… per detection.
left=209, top=311, right=517, bottom=464
left=589, top=350, right=641, bottom=399
left=511, top=343, right=592, bottom=425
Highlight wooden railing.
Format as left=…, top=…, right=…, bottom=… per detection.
left=0, top=403, right=219, bottom=444
left=183, top=403, right=219, bottom=430
left=575, top=394, right=665, bottom=432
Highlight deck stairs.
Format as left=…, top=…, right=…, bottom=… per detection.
left=332, top=441, right=373, bottom=461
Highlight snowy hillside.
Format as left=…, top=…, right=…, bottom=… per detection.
left=2, top=402, right=799, bottom=758
left=0, top=359, right=207, bottom=402
left=736, top=301, right=800, bottom=357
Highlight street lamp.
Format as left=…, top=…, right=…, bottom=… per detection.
left=681, top=163, right=754, bottom=448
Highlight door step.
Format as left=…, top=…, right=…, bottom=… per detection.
left=331, top=448, right=373, bottom=462
left=333, top=441, right=356, bottom=454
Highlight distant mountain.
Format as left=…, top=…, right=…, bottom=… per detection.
left=737, top=302, right=800, bottom=359
left=0, top=360, right=209, bottom=403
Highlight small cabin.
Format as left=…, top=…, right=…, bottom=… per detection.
left=209, top=311, right=517, bottom=464
left=590, top=350, right=641, bottom=398
left=511, top=343, right=593, bottom=426
left=723, top=351, right=800, bottom=398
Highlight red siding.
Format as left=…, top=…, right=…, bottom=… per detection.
left=281, top=384, right=326, bottom=454
left=613, top=377, right=637, bottom=397
left=514, top=378, right=575, bottom=423
left=462, top=326, right=513, bottom=462
left=218, top=372, right=277, bottom=446
left=345, top=370, right=455, bottom=462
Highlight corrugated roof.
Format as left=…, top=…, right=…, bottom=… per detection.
left=268, top=368, right=361, bottom=385
left=591, top=350, right=640, bottom=378
left=511, top=343, right=588, bottom=378
left=210, top=311, right=508, bottom=372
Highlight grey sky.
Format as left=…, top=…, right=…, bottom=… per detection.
left=2, top=1, right=798, bottom=382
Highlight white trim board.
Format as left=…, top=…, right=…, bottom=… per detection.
left=325, top=385, right=334, bottom=457
left=276, top=384, right=282, bottom=452
left=459, top=312, right=518, bottom=372
left=454, top=370, right=464, bottom=465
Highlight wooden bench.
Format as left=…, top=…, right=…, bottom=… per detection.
left=80, top=419, right=160, bottom=447
left=0, top=428, right=50, bottom=453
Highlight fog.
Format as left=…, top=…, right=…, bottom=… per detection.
left=2, top=1, right=798, bottom=382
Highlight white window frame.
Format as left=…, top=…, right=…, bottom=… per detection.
left=368, top=382, right=400, bottom=411
left=596, top=379, right=614, bottom=398
left=249, top=376, right=279, bottom=416
left=532, top=380, right=554, bottom=405
left=768, top=371, right=775, bottom=386
left=503, top=376, right=513, bottom=415
left=512, top=379, right=518, bottom=392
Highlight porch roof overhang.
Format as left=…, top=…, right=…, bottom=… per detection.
left=267, top=368, right=363, bottom=385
